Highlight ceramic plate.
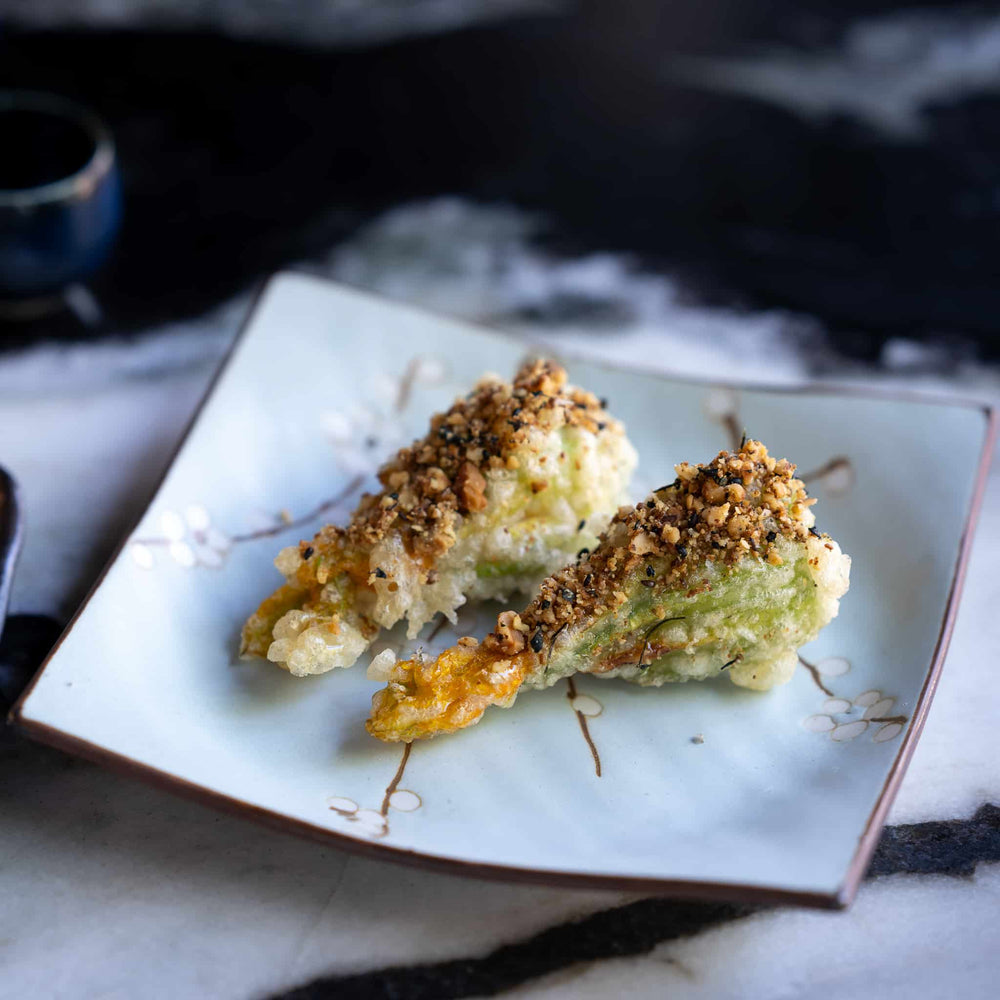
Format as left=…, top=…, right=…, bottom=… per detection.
left=11, top=273, right=995, bottom=908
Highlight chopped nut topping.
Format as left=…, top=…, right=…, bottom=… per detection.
left=454, top=461, right=487, bottom=513
left=661, top=524, right=681, bottom=544
left=504, top=440, right=812, bottom=652
left=629, top=531, right=657, bottom=555
left=301, top=360, right=620, bottom=563
left=487, top=611, right=529, bottom=655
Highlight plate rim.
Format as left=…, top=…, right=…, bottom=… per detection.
left=9, top=270, right=997, bottom=910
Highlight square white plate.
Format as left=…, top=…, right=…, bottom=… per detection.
left=12, top=273, right=995, bottom=908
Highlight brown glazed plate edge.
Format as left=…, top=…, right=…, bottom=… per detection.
left=8, top=271, right=998, bottom=910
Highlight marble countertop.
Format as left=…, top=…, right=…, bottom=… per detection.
left=1, top=200, right=998, bottom=999
left=3, top=4, right=1000, bottom=993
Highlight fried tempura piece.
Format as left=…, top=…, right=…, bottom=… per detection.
left=367, top=439, right=850, bottom=741
left=241, top=360, right=637, bottom=676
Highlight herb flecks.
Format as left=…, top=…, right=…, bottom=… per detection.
left=495, top=440, right=814, bottom=678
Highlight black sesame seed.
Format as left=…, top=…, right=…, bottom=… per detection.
left=766, top=530, right=777, bottom=543
left=540, top=600, right=551, bottom=609
left=583, top=573, right=593, bottom=587
left=676, top=543, right=688, bottom=559
left=577, top=548, right=590, bottom=560
left=599, top=397, right=609, bottom=409
left=711, top=541, right=722, bottom=550
left=530, top=631, right=545, bottom=653
left=374, top=567, right=387, bottom=578
left=301, top=546, right=314, bottom=560
left=646, top=565, right=654, bottom=577
left=646, top=500, right=656, bottom=509
left=597, top=422, right=606, bottom=431
left=577, top=519, right=586, bottom=532
left=389, top=492, right=399, bottom=500
left=687, top=512, right=699, bottom=528
left=560, top=588, right=576, bottom=602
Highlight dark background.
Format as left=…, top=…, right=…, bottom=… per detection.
left=2, top=0, right=1000, bottom=360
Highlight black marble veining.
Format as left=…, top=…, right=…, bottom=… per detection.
left=274, top=805, right=1000, bottom=999
left=2, top=611, right=997, bottom=1000
left=3, top=3, right=1000, bottom=358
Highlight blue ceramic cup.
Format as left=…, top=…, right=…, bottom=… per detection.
left=0, top=91, right=122, bottom=302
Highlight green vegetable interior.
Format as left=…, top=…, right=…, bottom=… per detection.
left=540, top=538, right=823, bottom=685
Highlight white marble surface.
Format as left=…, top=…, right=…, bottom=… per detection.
left=1, top=201, right=997, bottom=999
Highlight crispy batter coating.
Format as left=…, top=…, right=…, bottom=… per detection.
left=241, top=359, right=633, bottom=672
left=341, top=359, right=616, bottom=559
left=367, top=439, right=846, bottom=742
left=509, top=438, right=814, bottom=649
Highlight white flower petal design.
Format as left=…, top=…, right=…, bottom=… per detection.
left=372, top=372, right=402, bottom=399
left=873, top=722, right=904, bottom=743
left=864, top=697, right=896, bottom=720
left=131, top=543, right=155, bottom=570
left=823, top=461, right=855, bottom=495
left=160, top=510, right=185, bottom=541
left=204, top=526, right=231, bottom=553
left=184, top=504, right=211, bottom=532
left=804, top=714, right=836, bottom=732
left=322, top=410, right=353, bottom=442
left=351, top=808, right=389, bottom=838
left=823, top=697, right=852, bottom=714
left=703, top=387, right=739, bottom=421
left=831, top=720, right=869, bottom=742
left=193, top=542, right=223, bottom=569
left=327, top=796, right=358, bottom=815
left=854, top=689, right=882, bottom=708
left=388, top=789, right=421, bottom=812
left=817, top=656, right=851, bottom=677
left=169, top=541, right=196, bottom=568
left=414, top=356, right=448, bottom=383
left=570, top=694, right=603, bottom=718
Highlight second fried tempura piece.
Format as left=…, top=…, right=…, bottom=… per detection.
left=367, top=439, right=850, bottom=741
left=241, top=360, right=637, bottom=676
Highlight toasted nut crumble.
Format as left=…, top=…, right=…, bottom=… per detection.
left=454, top=461, right=487, bottom=513
left=498, top=439, right=815, bottom=651
left=305, top=360, right=619, bottom=562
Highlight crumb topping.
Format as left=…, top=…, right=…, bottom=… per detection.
left=304, top=360, right=619, bottom=564
left=481, top=439, right=816, bottom=654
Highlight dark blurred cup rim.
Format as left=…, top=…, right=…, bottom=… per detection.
left=0, top=90, right=116, bottom=211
